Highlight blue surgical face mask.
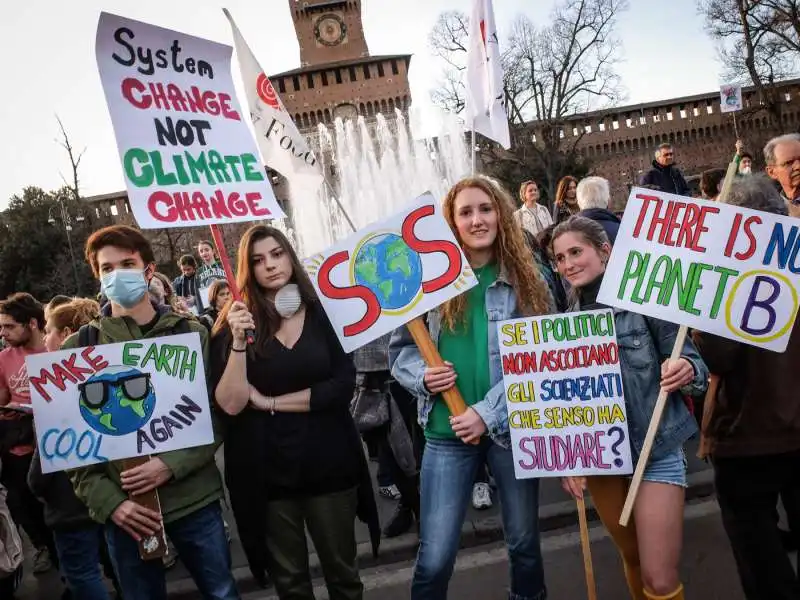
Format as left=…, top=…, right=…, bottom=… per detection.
left=101, top=269, right=149, bottom=309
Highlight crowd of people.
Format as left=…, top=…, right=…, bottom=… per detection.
left=0, top=133, right=798, bottom=600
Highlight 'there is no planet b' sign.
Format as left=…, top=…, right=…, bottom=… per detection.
left=599, top=188, right=800, bottom=352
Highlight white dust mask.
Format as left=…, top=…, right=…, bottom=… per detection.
left=274, top=284, right=302, bottom=319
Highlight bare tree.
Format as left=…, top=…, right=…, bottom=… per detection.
left=699, top=0, right=800, bottom=121
left=55, top=115, right=86, bottom=201
left=429, top=0, right=628, bottom=201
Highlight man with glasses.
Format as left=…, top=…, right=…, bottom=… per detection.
left=765, top=133, right=800, bottom=217
left=640, top=142, right=690, bottom=196
left=62, top=225, right=239, bottom=600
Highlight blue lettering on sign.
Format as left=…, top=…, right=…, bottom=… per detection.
left=41, top=428, right=108, bottom=464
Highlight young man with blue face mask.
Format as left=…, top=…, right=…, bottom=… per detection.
left=61, top=225, right=239, bottom=600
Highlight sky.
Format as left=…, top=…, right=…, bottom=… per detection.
left=0, top=0, right=722, bottom=206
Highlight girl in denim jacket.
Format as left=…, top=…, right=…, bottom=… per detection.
left=552, top=217, right=708, bottom=600
left=390, top=176, right=553, bottom=600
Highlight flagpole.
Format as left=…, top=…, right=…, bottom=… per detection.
left=471, top=131, right=477, bottom=177
left=322, top=177, right=357, bottom=232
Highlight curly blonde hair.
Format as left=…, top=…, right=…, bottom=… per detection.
left=440, top=176, right=552, bottom=330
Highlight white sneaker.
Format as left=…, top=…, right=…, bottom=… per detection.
left=472, top=482, right=493, bottom=510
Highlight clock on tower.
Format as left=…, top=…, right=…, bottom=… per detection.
left=290, top=0, right=370, bottom=66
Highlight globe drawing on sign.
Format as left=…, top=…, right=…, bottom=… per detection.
left=353, top=233, right=423, bottom=311
left=78, top=366, right=156, bottom=436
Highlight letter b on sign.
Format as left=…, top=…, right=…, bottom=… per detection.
left=725, top=270, right=799, bottom=348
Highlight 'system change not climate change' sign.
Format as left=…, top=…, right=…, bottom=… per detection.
left=599, top=188, right=800, bottom=352
left=498, top=309, right=633, bottom=479
left=96, top=12, right=285, bottom=229
left=304, top=193, right=479, bottom=353
left=27, top=333, right=214, bottom=473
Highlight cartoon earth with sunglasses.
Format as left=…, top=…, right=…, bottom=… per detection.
left=78, top=366, right=156, bottom=436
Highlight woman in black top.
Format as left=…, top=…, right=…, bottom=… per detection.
left=211, top=225, right=365, bottom=600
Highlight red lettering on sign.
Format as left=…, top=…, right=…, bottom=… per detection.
left=317, top=251, right=382, bottom=337
left=401, top=205, right=462, bottom=293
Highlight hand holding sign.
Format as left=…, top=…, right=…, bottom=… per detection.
left=111, top=499, right=162, bottom=542
left=450, top=408, right=488, bottom=444
left=660, top=358, right=694, bottom=392
left=423, top=362, right=457, bottom=393
left=227, top=301, right=255, bottom=346
left=121, top=457, right=173, bottom=496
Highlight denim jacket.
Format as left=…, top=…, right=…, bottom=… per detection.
left=390, top=269, right=550, bottom=449
left=570, top=301, right=708, bottom=461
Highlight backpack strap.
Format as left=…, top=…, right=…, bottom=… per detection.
left=175, top=319, right=192, bottom=335
left=77, top=324, right=99, bottom=347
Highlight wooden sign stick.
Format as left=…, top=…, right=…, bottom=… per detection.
left=619, top=324, right=688, bottom=526
left=405, top=318, right=478, bottom=444
left=577, top=496, right=597, bottom=600
left=122, top=455, right=167, bottom=560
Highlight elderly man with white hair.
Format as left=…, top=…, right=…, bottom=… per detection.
left=764, top=132, right=800, bottom=217
left=576, top=176, right=621, bottom=243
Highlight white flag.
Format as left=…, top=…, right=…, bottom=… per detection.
left=225, top=10, right=324, bottom=192
left=465, top=0, right=510, bottom=149
left=720, top=84, right=743, bottom=113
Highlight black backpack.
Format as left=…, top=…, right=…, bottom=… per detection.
left=77, top=319, right=192, bottom=346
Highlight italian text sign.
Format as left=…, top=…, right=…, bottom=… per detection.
left=27, top=333, right=214, bottom=473
left=599, top=188, right=800, bottom=352
left=96, top=12, right=285, bottom=229
left=499, top=310, right=633, bottom=478
left=304, top=193, right=478, bottom=353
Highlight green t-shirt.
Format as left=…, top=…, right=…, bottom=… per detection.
left=426, top=262, right=498, bottom=440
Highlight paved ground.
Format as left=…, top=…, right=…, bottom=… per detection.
left=15, top=439, right=713, bottom=599
left=245, top=499, right=772, bottom=600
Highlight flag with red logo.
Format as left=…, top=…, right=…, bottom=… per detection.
left=465, top=0, right=510, bottom=149
left=225, top=10, right=324, bottom=193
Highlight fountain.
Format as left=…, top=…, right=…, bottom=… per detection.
left=278, top=107, right=471, bottom=256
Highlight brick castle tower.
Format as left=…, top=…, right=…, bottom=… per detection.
left=270, top=0, right=412, bottom=131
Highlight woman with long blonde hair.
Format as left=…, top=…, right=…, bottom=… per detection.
left=390, top=176, right=553, bottom=600
left=552, top=175, right=579, bottom=224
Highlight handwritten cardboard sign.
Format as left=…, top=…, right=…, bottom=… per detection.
left=96, top=12, right=285, bottom=229
left=303, top=192, right=478, bottom=353
left=599, top=188, right=800, bottom=352
left=27, top=333, right=213, bottom=473
left=498, top=309, right=633, bottom=478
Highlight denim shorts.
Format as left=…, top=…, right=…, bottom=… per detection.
left=640, top=447, right=688, bottom=488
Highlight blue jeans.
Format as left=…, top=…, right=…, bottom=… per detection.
left=54, top=525, right=111, bottom=600
left=105, top=501, right=239, bottom=600
left=413, top=438, right=546, bottom=600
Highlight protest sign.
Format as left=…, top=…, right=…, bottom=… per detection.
left=27, top=333, right=214, bottom=474
left=304, top=192, right=478, bottom=353
left=498, top=309, right=633, bottom=479
left=720, top=84, right=743, bottom=113
left=598, top=187, right=800, bottom=352
left=95, top=12, right=285, bottom=229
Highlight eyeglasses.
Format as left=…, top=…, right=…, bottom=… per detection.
left=79, top=373, right=152, bottom=410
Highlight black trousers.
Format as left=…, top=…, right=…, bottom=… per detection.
left=1, top=451, right=54, bottom=553
left=714, top=449, right=800, bottom=600
left=265, top=487, right=362, bottom=600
